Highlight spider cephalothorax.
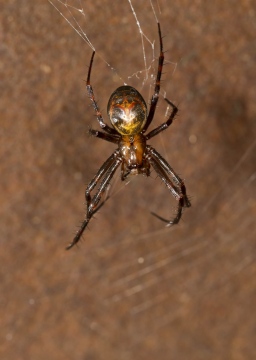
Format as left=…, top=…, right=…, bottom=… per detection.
left=67, top=23, right=191, bottom=250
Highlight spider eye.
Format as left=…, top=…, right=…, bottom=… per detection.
left=107, top=86, right=147, bottom=135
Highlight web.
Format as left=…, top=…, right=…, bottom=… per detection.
left=48, top=0, right=178, bottom=93
left=48, top=0, right=256, bottom=357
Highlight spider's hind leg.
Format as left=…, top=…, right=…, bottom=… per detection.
left=86, top=51, right=118, bottom=136
left=88, top=128, right=120, bottom=144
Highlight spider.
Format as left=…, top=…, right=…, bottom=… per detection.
left=66, top=23, right=191, bottom=250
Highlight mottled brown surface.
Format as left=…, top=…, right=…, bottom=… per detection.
left=1, top=1, right=256, bottom=359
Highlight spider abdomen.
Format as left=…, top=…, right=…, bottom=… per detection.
left=107, top=86, right=147, bottom=136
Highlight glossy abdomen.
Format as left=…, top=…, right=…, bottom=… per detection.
left=107, top=86, right=147, bottom=136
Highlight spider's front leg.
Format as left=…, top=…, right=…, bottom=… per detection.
left=66, top=151, right=121, bottom=250
left=149, top=146, right=191, bottom=208
left=146, top=146, right=190, bottom=226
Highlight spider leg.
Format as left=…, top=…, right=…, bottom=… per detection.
left=89, top=128, right=120, bottom=144
left=145, top=98, right=178, bottom=140
left=143, top=23, right=164, bottom=133
left=66, top=151, right=122, bottom=250
left=85, top=151, right=119, bottom=205
left=148, top=146, right=191, bottom=207
left=86, top=51, right=117, bottom=135
left=146, top=146, right=189, bottom=226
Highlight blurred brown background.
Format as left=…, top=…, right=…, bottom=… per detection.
left=1, top=1, right=256, bottom=359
